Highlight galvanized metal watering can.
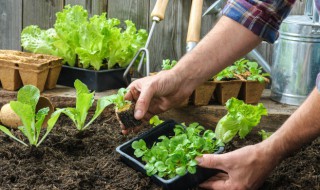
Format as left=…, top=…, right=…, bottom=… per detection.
left=205, top=0, right=320, bottom=105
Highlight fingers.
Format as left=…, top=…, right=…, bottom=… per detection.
left=133, top=85, right=155, bottom=120
left=196, top=154, right=227, bottom=172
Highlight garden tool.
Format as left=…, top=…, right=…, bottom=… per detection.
left=186, top=0, right=204, bottom=52
left=123, top=0, right=169, bottom=83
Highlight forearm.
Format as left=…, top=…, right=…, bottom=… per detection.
left=171, top=16, right=262, bottom=91
left=260, top=88, right=320, bottom=163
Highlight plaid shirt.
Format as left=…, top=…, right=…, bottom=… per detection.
left=222, top=0, right=296, bottom=43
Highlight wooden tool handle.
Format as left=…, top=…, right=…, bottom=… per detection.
left=187, top=0, right=203, bottom=43
left=151, top=0, right=170, bottom=21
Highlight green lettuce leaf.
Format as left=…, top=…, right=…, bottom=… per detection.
left=215, top=98, right=268, bottom=143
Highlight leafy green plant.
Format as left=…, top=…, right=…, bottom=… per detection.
left=161, top=59, right=177, bottom=70
left=258, top=129, right=273, bottom=141
left=132, top=123, right=222, bottom=179
left=57, top=79, right=112, bottom=131
left=149, top=115, right=164, bottom=127
left=21, top=5, right=148, bottom=70
left=246, top=62, right=270, bottom=83
left=0, top=85, right=61, bottom=147
left=101, top=88, right=131, bottom=110
left=215, top=97, right=268, bottom=143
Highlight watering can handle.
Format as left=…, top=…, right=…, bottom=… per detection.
left=151, top=0, right=170, bottom=21
left=187, top=0, right=203, bottom=43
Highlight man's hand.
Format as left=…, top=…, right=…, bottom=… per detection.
left=120, top=70, right=194, bottom=134
left=196, top=144, right=280, bottom=190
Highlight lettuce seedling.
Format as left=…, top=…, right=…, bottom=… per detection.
left=215, top=98, right=268, bottom=143
left=246, top=62, right=270, bottom=83
left=104, top=88, right=142, bottom=128
left=258, top=129, right=273, bottom=141
left=57, top=79, right=112, bottom=131
left=0, top=85, right=60, bottom=147
left=132, top=123, right=222, bottom=179
left=149, top=115, right=164, bottom=127
left=161, top=59, right=177, bottom=70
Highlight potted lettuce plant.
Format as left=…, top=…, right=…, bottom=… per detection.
left=236, top=60, right=270, bottom=104
left=212, top=65, right=243, bottom=105
left=21, top=5, right=148, bottom=92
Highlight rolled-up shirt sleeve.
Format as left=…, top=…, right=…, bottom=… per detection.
left=222, top=0, right=296, bottom=43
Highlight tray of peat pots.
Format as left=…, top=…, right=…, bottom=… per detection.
left=192, top=79, right=217, bottom=106
left=236, top=59, right=270, bottom=104
left=21, top=5, right=148, bottom=92
left=0, top=50, right=63, bottom=92
left=116, top=120, right=224, bottom=190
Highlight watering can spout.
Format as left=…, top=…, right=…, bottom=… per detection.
left=247, top=49, right=271, bottom=74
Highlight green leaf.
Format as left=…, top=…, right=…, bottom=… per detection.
left=17, top=85, right=40, bottom=112
left=35, top=107, right=49, bottom=143
left=10, top=101, right=35, bottom=145
left=0, top=125, right=28, bottom=146
left=149, top=115, right=164, bottom=127
left=187, top=165, right=197, bottom=174
left=76, top=93, right=94, bottom=130
left=132, top=139, right=147, bottom=150
left=37, top=109, right=63, bottom=147
left=83, top=97, right=112, bottom=130
left=21, top=25, right=58, bottom=56
left=74, top=79, right=90, bottom=95
left=176, top=166, right=187, bottom=176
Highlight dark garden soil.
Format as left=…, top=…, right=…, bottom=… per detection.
left=0, top=111, right=319, bottom=190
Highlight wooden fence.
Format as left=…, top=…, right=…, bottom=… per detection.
left=0, top=0, right=306, bottom=72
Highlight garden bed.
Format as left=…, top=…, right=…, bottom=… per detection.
left=0, top=110, right=319, bottom=190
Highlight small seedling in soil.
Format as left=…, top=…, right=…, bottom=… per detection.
left=161, top=59, right=177, bottom=70
left=132, top=123, right=222, bottom=179
left=149, top=115, right=164, bottom=127
left=103, top=88, right=142, bottom=128
left=56, top=79, right=112, bottom=131
left=0, top=85, right=61, bottom=147
left=258, top=129, right=273, bottom=141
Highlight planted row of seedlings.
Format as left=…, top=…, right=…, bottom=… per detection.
left=0, top=50, right=63, bottom=92
left=0, top=79, right=137, bottom=147
left=151, top=58, right=269, bottom=106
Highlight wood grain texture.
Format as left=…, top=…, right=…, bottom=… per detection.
left=0, top=0, right=23, bottom=50
left=65, top=0, right=107, bottom=17
left=149, top=0, right=191, bottom=72
left=107, top=0, right=149, bottom=30
left=23, top=0, right=64, bottom=30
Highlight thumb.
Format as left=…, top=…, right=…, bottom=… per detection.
left=196, top=154, right=227, bottom=172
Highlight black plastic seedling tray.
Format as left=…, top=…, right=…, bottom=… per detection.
left=116, top=120, right=224, bottom=190
left=57, top=65, right=130, bottom=92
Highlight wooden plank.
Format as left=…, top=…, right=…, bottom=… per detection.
left=107, top=0, right=149, bottom=30
left=65, top=0, right=107, bottom=17
left=0, top=0, right=23, bottom=50
left=23, top=0, right=64, bottom=30
left=149, top=0, right=191, bottom=72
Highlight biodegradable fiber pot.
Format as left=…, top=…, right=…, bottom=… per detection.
left=116, top=120, right=224, bottom=190
left=193, top=81, right=217, bottom=106
left=214, top=80, right=242, bottom=105
left=0, top=97, right=54, bottom=129
left=57, top=65, right=130, bottom=92
left=0, top=60, right=23, bottom=91
left=238, top=81, right=267, bottom=104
